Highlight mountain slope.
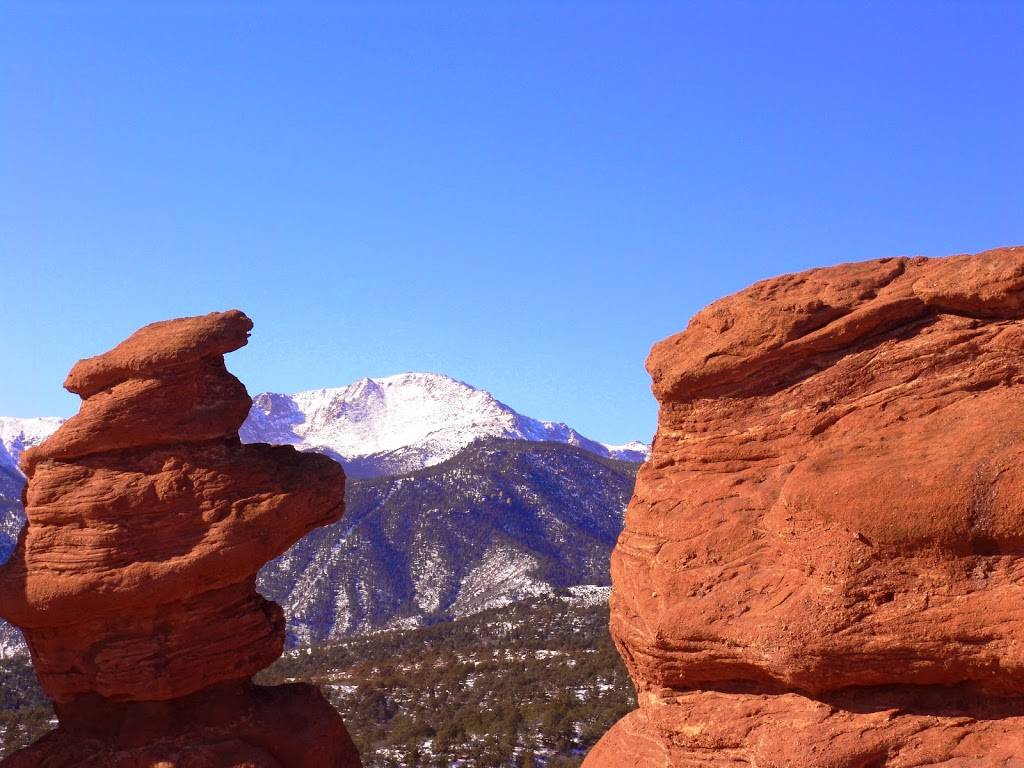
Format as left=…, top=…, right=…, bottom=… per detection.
left=257, top=438, right=637, bottom=645
left=0, top=374, right=644, bottom=657
left=241, top=372, right=648, bottom=476
left=0, top=437, right=637, bottom=656
left=0, top=371, right=645, bottom=569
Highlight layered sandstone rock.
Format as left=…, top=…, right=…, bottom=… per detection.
left=0, top=310, right=361, bottom=767
left=585, top=247, right=1024, bottom=767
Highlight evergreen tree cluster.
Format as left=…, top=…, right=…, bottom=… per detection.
left=264, top=592, right=635, bottom=766
left=1, top=593, right=633, bottom=765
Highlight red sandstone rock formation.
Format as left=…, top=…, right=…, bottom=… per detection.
left=0, top=310, right=361, bottom=767
left=585, top=246, right=1024, bottom=767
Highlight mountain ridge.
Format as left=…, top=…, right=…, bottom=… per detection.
left=0, top=437, right=637, bottom=655
left=257, top=436, right=638, bottom=644
left=240, top=372, right=648, bottom=477
left=0, top=374, right=644, bottom=657
left=1, top=372, right=648, bottom=481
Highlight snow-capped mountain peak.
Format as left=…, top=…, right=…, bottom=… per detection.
left=0, top=372, right=648, bottom=481
left=241, top=372, right=648, bottom=476
left=0, top=417, right=65, bottom=478
left=600, top=440, right=651, bottom=459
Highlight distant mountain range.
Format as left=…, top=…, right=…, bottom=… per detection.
left=0, top=372, right=647, bottom=656
left=259, top=437, right=637, bottom=645
left=240, top=372, right=648, bottom=476
left=1, top=373, right=647, bottom=479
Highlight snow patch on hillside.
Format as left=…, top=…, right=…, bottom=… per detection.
left=601, top=440, right=651, bottom=462
left=412, top=541, right=449, bottom=615
left=0, top=621, right=26, bottom=660
left=564, top=585, right=612, bottom=607
left=0, top=417, right=64, bottom=476
left=451, top=544, right=550, bottom=616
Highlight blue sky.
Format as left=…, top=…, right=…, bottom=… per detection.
left=2, top=2, right=1021, bottom=443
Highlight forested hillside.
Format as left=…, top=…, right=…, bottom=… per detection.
left=258, top=439, right=638, bottom=644
left=1, top=592, right=632, bottom=765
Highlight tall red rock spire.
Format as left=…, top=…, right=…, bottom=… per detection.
left=0, top=310, right=361, bottom=767
left=585, top=247, right=1024, bottom=766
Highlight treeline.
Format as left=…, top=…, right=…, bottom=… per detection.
left=258, top=592, right=634, bottom=766
left=0, top=657, right=52, bottom=757
left=1, top=593, right=633, bottom=766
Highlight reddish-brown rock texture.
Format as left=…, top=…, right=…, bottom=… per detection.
left=584, top=247, right=1024, bottom=767
left=0, top=310, right=361, bottom=767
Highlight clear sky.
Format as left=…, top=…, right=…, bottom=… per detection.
left=2, top=2, right=1022, bottom=444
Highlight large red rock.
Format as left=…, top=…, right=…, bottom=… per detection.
left=585, top=247, right=1024, bottom=767
left=0, top=310, right=361, bottom=767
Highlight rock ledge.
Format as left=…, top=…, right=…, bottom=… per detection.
left=0, top=310, right=361, bottom=767
left=585, top=247, right=1024, bottom=766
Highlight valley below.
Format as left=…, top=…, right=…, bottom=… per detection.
left=1, top=590, right=633, bottom=766
left=0, top=371, right=643, bottom=764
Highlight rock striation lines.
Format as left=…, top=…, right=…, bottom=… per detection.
left=585, top=247, right=1024, bottom=766
left=0, top=310, right=361, bottom=767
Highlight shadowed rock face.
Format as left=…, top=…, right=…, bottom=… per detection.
left=584, top=247, right=1024, bottom=766
left=0, top=310, right=361, bottom=767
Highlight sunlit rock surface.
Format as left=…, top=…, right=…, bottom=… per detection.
left=0, top=310, right=360, bottom=767
left=585, top=246, right=1024, bottom=766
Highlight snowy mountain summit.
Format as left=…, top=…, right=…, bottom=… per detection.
left=0, top=373, right=648, bottom=482
left=0, top=417, right=64, bottom=485
left=241, top=372, right=648, bottom=477
left=0, top=376, right=647, bottom=655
